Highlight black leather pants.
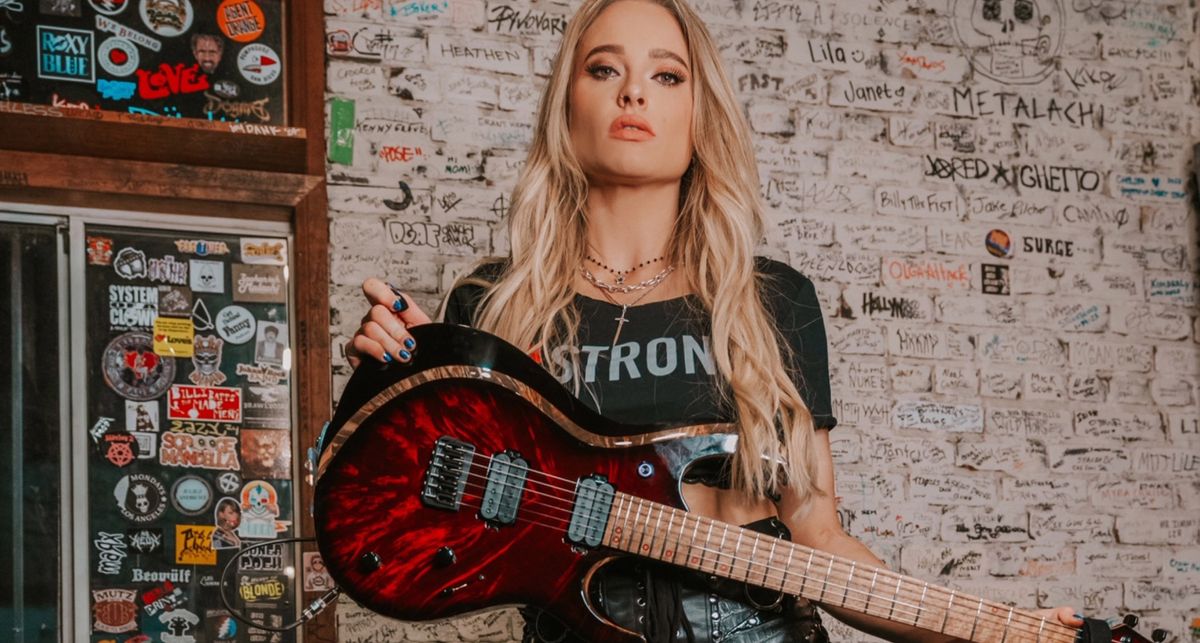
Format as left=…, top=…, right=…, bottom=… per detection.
left=522, top=518, right=830, bottom=643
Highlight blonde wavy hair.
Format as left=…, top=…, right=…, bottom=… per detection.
left=463, top=0, right=819, bottom=503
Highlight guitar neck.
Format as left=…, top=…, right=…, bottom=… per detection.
left=601, top=492, right=1077, bottom=643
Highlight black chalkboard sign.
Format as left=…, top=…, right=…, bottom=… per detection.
left=0, top=0, right=285, bottom=124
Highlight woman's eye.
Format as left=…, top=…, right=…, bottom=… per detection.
left=586, top=64, right=618, bottom=79
left=656, top=72, right=685, bottom=86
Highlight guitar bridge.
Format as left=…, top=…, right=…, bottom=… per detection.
left=421, top=436, right=475, bottom=511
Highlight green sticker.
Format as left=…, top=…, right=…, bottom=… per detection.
left=328, top=97, right=356, bottom=166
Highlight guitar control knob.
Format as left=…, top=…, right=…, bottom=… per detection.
left=434, top=546, right=457, bottom=568
left=1123, top=614, right=1138, bottom=628
left=359, top=551, right=383, bottom=574
left=1151, top=629, right=1167, bottom=642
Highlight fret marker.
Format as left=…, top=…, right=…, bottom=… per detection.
left=691, top=556, right=700, bottom=564
left=642, top=544, right=649, bottom=551
left=665, top=550, right=673, bottom=557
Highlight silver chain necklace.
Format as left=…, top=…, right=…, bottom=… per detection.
left=581, top=264, right=675, bottom=345
left=579, top=264, right=674, bottom=295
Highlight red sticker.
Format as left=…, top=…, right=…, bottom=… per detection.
left=168, top=385, right=242, bottom=423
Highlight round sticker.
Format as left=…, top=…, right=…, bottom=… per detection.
left=113, top=473, right=167, bottom=523
left=216, top=471, right=242, bottom=494
left=236, top=43, right=280, bottom=85
left=215, top=305, right=256, bottom=344
left=139, top=0, right=194, bottom=38
left=98, top=38, right=139, bottom=77
left=102, top=332, right=177, bottom=401
left=985, top=229, right=1013, bottom=258
left=172, top=475, right=213, bottom=515
left=100, top=430, right=138, bottom=467
left=89, top=0, right=131, bottom=16
left=217, top=0, right=265, bottom=43
left=113, top=247, right=147, bottom=280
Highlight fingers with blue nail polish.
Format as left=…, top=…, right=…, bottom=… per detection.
left=404, top=337, right=416, bottom=351
left=398, top=350, right=412, bottom=362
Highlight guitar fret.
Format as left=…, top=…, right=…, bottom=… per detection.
left=801, top=549, right=815, bottom=597
left=942, top=589, right=956, bottom=635
left=820, top=555, right=835, bottom=602
left=718, top=525, right=730, bottom=577
left=1001, top=605, right=1014, bottom=643
left=649, top=504, right=663, bottom=558
left=675, top=511, right=688, bottom=566
left=634, top=499, right=650, bottom=556
left=662, top=510, right=676, bottom=562
left=780, top=545, right=794, bottom=594
left=763, top=539, right=777, bottom=588
left=969, top=596, right=983, bottom=640
left=917, top=581, right=928, bottom=627
left=687, top=515, right=700, bottom=569
left=867, top=569, right=878, bottom=616
left=702, top=521, right=715, bottom=574
left=889, top=574, right=901, bottom=621
left=734, top=531, right=745, bottom=581
left=745, top=533, right=757, bottom=583
left=1036, top=617, right=1046, bottom=639
left=842, top=561, right=856, bottom=607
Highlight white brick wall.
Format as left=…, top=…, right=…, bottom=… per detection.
left=324, top=0, right=1200, bottom=640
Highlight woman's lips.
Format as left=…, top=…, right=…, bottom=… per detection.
left=609, top=115, right=655, bottom=141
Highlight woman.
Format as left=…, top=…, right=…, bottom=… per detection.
left=346, top=0, right=1082, bottom=641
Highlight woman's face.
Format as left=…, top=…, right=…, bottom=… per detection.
left=569, top=0, right=694, bottom=185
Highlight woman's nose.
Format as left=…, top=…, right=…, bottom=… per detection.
left=619, top=81, right=645, bottom=107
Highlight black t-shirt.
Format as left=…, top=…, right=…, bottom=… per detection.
left=441, top=257, right=837, bottom=431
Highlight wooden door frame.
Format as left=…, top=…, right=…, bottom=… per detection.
left=0, top=2, right=336, bottom=640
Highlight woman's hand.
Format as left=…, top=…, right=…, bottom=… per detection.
left=345, top=278, right=433, bottom=368
left=1035, top=606, right=1085, bottom=629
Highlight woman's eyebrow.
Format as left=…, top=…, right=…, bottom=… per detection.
left=582, top=43, right=690, bottom=69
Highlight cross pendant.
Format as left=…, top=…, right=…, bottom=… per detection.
left=612, top=305, right=629, bottom=346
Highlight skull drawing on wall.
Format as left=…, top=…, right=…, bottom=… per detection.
left=953, top=0, right=1064, bottom=84
left=132, top=483, right=150, bottom=513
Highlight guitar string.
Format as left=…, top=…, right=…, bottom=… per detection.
left=439, top=456, right=1075, bottom=642
left=449, top=483, right=1074, bottom=643
left=422, top=458, right=1075, bottom=642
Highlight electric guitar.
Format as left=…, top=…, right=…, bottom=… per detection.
left=313, top=323, right=1159, bottom=643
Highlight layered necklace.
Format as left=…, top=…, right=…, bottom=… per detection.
left=581, top=253, right=674, bottom=346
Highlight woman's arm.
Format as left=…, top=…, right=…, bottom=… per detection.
left=775, top=429, right=1081, bottom=642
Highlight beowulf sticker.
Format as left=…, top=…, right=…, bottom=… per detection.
left=109, top=284, right=158, bottom=331
left=113, top=472, right=167, bottom=523
left=188, top=334, right=226, bottom=385
left=88, top=236, right=114, bottom=265
left=102, top=332, right=176, bottom=401
left=153, top=316, right=195, bottom=357
left=158, top=285, right=192, bottom=317
left=239, top=238, right=287, bottom=265
left=215, top=305, right=256, bottom=344
left=160, top=432, right=240, bottom=470
left=168, top=384, right=242, bottom=423
left=238, top=480, right=281, bottom=540
left=241, top=429, right=290, bottom=478
left=171, top=475, right=213, bottom=515
left=113, top=247, right=148, bottom=279
left=125, top=400, right=160, bottom=432
left=92, top=588, right=138, bottom=633
left=127, top=527, right=163, bottom=554
left=190, top=259, right=225, bottom=293
left=175, top=524, right=217, bottom=565
left=233, top=264, right=286, bottom=303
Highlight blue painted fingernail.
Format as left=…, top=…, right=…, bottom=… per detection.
left=381, top=352, right=393, bottom=363
left=398, top=350, right=411, bottom=361
left=392, top=297, right=408, bottom=312
left=1074, top=613, right=1083, bottom=620
left=404, top=338, right=415, bottom=350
